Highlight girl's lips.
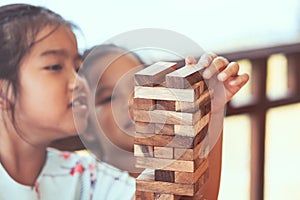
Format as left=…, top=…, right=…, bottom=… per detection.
left=69, top=93, right=88, bottom=108
left=71, top=96, right=87, bottom=108
left=69, top=94, right=89, bottom=118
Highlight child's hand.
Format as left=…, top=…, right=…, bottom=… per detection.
left=185, top=53, right=249, bottom=103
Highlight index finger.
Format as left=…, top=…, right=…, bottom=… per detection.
left=198, top=52, right=217, bottom=67
left=202, top=56, right=229, bottom=79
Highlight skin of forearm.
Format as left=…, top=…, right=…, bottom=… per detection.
left=199, top=131, right=223, bottom=200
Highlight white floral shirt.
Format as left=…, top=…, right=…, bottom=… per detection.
left=0, top=148, right=135, bottom=200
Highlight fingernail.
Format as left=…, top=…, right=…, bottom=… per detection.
left=229, top=80, right=238, bottom=86
left=185, top=58, right=192, bottom=64
left=217, top=72, right=227, bottom=81
left=199, top=59, right=209, bottom=67
left=203, top=70, right=211, bottom=79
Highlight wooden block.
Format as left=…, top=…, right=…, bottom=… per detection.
left=154, top=193, right=180, bottom=200
left=135, top=191, right=155, bottom=200
left=135, top=145, right=207, bottom=172
left=154, top=146, right=174, bottom=159
left=193, top=81, right=205, bottom=99
left=134, top=144, right=154, bottom=157
left=134, top=133, right=195, bottom=149
left=175, top=89, right=211, bottom=113
left=155, top=170, right=175, bottom=182
left=199, top=137, right=210, bottom=159
left=134, top=132, right=169, bottom=147
left=179, top=169, right=209, bottom=200
left=135, top=157, right=195, bottom=172
left=203, top=101, right=211, bottom=115
left=135, top=62, right=177, bottom=86
left=189, top=148, right=206, bottom=170
left=136, top=169, right=195, bottom=196
left=192, top=124, right=209, bottom=148
left=133, top=98, right=155, bottom=110
left=166, top=64, right=205, bottom=89
left=173, top=148, right=194, bottom=161
left=179, top=195, right=199, bottom=200
left=135, top=122, right=155, bottom=134
left=172, top=132, right=208, bottom=165
left=173, top=136, right=207, bottom=161
left=155, top=123, right=175, bottom=135
left=174, top=113, right=210, bottom=137
left=199, top=168, right=209, bottom=187
left=133, top=109, right=202, bottom=126
left=134, top=86, right=198, bottom=102
left=156, top=100, right=176, bottom=111
left=135, top=172, right=209, bottom=200
left=174, top=160, right=208, bottom=184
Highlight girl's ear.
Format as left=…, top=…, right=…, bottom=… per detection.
left=0, top=80, right=13, bottom=110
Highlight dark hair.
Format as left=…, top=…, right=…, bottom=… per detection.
left=0, top=4, right=74, bottom=130
left=82, top=44, right=145, bottom=87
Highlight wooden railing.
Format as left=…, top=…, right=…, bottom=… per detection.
left=221, top=42, right=300, bottom=200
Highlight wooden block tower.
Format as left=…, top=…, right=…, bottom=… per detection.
left=133, top=61, right=212, bottom=200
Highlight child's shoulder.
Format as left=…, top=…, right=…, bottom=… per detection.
left=46, top=147, right=99, bottom=167
left=46, top=147, right=133, bottom=178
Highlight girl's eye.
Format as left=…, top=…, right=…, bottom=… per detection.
left=96, top=96, right=115, bottom=105
left=44, top=65, right=62, bottom=71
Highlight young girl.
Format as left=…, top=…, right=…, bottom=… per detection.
left=0, top=4, right=135, bottom=200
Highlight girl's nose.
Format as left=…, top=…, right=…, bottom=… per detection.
left=68, top=70, right=85, bottom=92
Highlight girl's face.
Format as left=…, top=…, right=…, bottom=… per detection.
left=14, top=26, right=89, bottom=144
left=91, top=53, right=143, bottom=152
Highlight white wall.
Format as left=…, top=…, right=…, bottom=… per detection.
left=1, top=0, right=299, bottom=55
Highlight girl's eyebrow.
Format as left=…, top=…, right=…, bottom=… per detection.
left=40, top=49, right=81, bottom=61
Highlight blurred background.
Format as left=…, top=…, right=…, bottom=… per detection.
left=1, top=0, right=300, bottom=199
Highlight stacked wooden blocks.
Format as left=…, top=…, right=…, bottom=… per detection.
left=133, top=61, right=212, bottom=200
